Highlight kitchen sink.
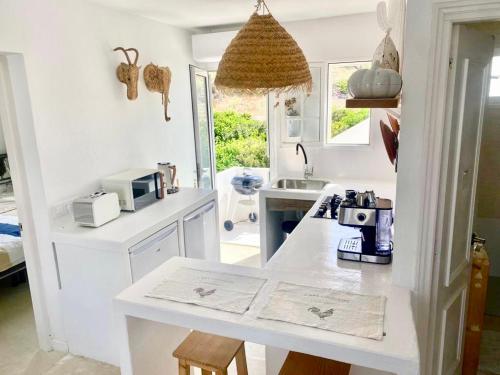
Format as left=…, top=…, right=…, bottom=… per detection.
left=272, top=178, right=329, bottom=191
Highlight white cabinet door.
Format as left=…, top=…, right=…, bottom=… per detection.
left=183, top=200, right=219, bottom=261
left=56, top=242, right=131, bottom=366
left=129, top=222, right=179, bottom=282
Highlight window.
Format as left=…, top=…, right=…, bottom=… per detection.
left=327, top=62, right=371, bottom=145
left=279, top=65, right=322, bottom=144
left=489, top=55, right=500, bottom=97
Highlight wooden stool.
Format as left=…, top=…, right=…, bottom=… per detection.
left=173, top=331, right=248, bottom=375
left=279, top=351, right=351, bottom=375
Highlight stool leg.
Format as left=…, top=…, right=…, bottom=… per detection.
left=216, top=371, right=228, bottom=375
left=178, top=359, right=189, bottom=375
left=201, top=370, right=212, bottom=375
left=235, top=345, right=248, bottom=375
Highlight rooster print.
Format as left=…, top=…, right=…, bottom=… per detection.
left=193, top=287, right=216, bottom=298
left=308, top=307, right=334, bottom=319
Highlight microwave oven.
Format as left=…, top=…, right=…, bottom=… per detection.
left=101, top=168, right=163, bottom=211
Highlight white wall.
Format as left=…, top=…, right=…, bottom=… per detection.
left=0, top=0, right=196, bottom=346
left=275, top=109, right=397, bottom=182
left=194, top=13, right=385, bottom=64
left=193, top=13, right=397, bottom=184
left=0, top=0, right=197, bottom=208
left=391, top=0, right=433, bottom=290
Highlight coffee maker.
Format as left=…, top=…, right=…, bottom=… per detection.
left=336, top=190, right=393, bottom=264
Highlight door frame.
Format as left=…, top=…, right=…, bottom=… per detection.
left=189, top=65, right=216, bottom=189
left=0, top=53, right=52, bottom=350
left=415, top=1, right=500, bottom=373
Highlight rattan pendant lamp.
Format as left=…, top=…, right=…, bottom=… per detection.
left=214, top=0, right=312, bottom=95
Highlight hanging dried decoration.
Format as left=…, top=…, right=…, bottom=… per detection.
left=143, top=63, right=172, bottom=122
left=113, top=47, right=140, bottom=100
left=372, top=1, right=402, bottom=72
left=214, top=0, right=312, bottom=95
left=372, top=30, right=400, bottom=72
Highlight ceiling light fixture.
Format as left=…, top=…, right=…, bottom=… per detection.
left=214, top=0, right=312, bottom=95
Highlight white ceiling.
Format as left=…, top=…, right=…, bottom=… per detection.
left=90, top=0, right=379, bottom=29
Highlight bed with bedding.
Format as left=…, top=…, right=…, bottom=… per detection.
left=0, top=212, right=24, bottom=280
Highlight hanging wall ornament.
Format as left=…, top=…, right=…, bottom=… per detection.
left=144, top=63, right=172, bottom=122
left=372, top=1, right=404, bottom=72
left=113, top=47, right=140, bottom=100
left=372, top=30, right=400, bottom=72
left=215, top=0, right=312, bottom=95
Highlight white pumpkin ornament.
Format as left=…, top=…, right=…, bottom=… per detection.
left=348, top=68, right=402, bottom=99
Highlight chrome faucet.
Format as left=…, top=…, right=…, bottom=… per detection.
left=296, top=143, right=313, bottom=179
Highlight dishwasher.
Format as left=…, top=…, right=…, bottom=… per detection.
left=129, top=222, right=180, bottom=282
left=183, top=200, right=219, bottom=261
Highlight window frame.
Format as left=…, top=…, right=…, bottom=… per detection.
left=278, top=63, right=325, bottom=145
left=488, top=52, right=500, bottom=106
left=325, top=60, right=373, bottom=147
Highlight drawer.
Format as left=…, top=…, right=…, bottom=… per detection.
left=129, top=222, right=179, bottom=282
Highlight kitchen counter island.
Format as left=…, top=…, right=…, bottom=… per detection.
left=259, top=179, right=397, bottom=266
left=114, top=186, right=419, bottom=375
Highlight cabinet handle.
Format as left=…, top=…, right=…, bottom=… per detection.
left=184, top=201, right=215, bottom=222
left=129, top=225, right=177, bottom=255
left=184, top=213, right=202, bottom=222
left=52, top=242, right=62, bottom=290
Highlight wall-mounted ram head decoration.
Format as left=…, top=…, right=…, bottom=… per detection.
left=144, top=63, right=172, bottom=122
left=113, top=47, right=140, bottom=100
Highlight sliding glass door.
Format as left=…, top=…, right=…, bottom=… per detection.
left=190, top=66, right=216, bottom=189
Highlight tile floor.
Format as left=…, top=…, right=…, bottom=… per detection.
left=217, top=223, right=266, bottom=374
left=0, top=278, right=118, bottom=375
left=220, top=221, right=260, bottom=248
left=479, top=315, right=500, bottom=375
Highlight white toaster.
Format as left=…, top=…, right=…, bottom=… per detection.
left=72, top=192, right=121, bottom=227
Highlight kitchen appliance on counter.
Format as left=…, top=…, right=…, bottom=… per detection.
left=313, top=190, right=393, bottom=264
left=157, top=162, right=179, bottom=194
left=72, top=191, right=120, bottom=227
left=102, top=168, right=163, bottom=211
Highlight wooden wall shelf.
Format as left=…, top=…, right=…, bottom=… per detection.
left=346, top=98, right=399, bottom=108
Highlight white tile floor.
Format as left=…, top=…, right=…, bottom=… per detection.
left=218, top=220, right=266, bottom=374
left=0, top=278, right=119, bottom=375
left=220, top=221, right=261, bottom=248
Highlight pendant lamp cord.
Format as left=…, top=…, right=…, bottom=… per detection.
left=255, top=0, right=270, bottom=15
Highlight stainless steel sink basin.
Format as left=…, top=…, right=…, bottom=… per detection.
left=272, top=178, right=329, bottom=191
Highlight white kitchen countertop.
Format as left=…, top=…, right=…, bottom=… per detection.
left=51, top=188, right=217, bottom=251
left=114, top=185, right=419, bottom=374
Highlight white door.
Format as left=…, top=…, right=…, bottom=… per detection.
left=429, top=25, right=494, bottom=375
left=190, top=66, right=216, bottom=189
